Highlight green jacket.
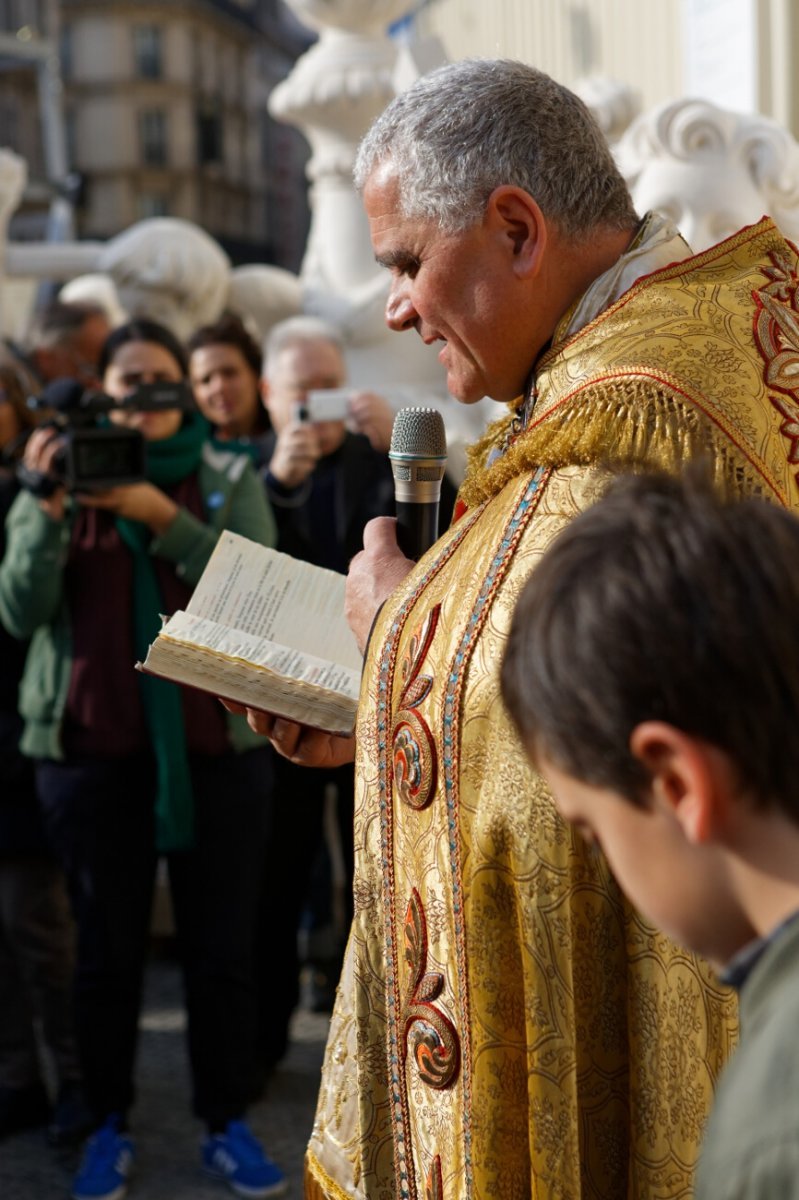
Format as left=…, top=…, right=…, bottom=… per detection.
left=695, top=914, right=799, bottom=1199
left=0, top=443, right=277, bottom=760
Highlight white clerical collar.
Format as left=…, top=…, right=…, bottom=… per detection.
left=561, top=211, right=692, bottom=341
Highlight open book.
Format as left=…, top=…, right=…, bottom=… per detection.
left=138, top=531, right=362, bottom=735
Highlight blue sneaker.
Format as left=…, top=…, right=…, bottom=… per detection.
left=71, top=1115, right=134, bottom=1200
left=202, top=1119, right=287, bottom=1198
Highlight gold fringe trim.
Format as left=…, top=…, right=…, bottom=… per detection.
left=459, top=377, right=783, bottom=509
left=304, top=1151, right=357, bottom=1200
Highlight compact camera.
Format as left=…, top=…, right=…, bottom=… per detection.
left=302, top=388, right=356, bottom=424
left=19, top=377, right=196, bottom=496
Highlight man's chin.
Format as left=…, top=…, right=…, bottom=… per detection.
left=447, top=372, right=518, bottom=406
left=447, top=378, right=488, bottom=405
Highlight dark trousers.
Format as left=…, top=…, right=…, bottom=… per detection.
left=0, top=856, right=80, bottom=1091
left=255, top=756, right=354, bottom=1071
left=36, top=747, right=272, bottom=1128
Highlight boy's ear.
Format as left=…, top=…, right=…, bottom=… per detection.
left=629, top=721, right=723, bottom=844
left=484, top=186, right=548, bottom=280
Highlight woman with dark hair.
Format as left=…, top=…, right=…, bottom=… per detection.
left=188, top=313, right=270, bottom=459
left=0, top=320, right=285, bottom=1200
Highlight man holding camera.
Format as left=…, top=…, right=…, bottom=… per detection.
left=259, top=315, right=396, bottom=567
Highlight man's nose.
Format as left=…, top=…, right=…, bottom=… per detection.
left=385, top=281, right=417, bottom=332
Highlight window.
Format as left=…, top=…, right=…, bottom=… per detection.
left=140, top=109, right=167, bottom=166
left=138, top=192, right=169, bottom=219
left=134, top=25, right=162, bottom=79
left=196, top=99, right=222, bottom=165
left=0, top=98, right=19, bottom=152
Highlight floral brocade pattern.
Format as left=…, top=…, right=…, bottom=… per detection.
left=460, top=219, right=799, bottom=512
left=307, top=464, right=739, bottom=1200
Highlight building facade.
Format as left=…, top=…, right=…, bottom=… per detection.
left=417, top=0, right=799, bottom=138
left=0, top=0, right=312, bottom=269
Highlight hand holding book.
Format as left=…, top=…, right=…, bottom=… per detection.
left=138, top=531, right=362, bottom=736
left=220, top=699, right=356, bottom=767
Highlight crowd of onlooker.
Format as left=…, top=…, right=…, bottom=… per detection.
left=0, top=295, right=433, bottom=1200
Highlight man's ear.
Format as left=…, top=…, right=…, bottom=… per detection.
left=629, top=721, right=724, bottom=845
left=484, top=186, right=548, bottom=279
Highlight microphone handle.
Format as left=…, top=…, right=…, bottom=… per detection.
left=395, top=499, right=439, bottom=562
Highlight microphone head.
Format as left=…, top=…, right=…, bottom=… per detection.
left=390, top=406, right=446, bottom=459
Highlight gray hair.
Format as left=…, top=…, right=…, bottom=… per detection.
left=24, top=299, right=107, bottom=352
left=263, top=316, right=344, bottom=380
left=354, top=58, right=637, bottom=238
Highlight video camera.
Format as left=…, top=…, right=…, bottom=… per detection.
left=19, top=377, right=196, bottom=496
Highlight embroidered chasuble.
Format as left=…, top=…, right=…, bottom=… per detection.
left=306, top=218, right=799, bottom=1200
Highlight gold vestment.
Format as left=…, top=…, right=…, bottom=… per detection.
left=307, top=219, right=799, bottom=1200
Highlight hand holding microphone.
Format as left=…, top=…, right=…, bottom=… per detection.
left=389, top=406, right=447, bottom=561
left=345, top=407, right=448, bottom=653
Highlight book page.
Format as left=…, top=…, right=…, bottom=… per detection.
left=186, top=531, right=361, bottom=671
left=141, top=633, right=358, bottom=735
left=159, top=611, right=361, bottom=700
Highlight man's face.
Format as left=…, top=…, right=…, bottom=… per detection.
left=540, top=757, right=748, bottom=967
left=364, top=166, right=531, bottom=404
left=263, top=339, right=347, bottom=455
left=36, top=313, right=111, bottom=385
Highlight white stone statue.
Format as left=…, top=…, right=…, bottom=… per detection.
left=98, top=217, right=232, bottom=341
left=284, top=0, right=411, bottom=35
left=226, top=264, right=303, bottom=344
left=615, top=96, right=799, bottom=251
left=0, top=149, right=33, bottom=339
left=573, top=75, right=640, bottom=145
left=268, top=0, right=492, bottom=480
left=59, top=272, right=127, bottom=327
left=0, top=148, right=27, bottom=243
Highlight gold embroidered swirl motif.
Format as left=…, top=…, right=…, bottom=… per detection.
left=754, top=249, right=799, bottom=469
left=401, top=889, right=459, bottom=1089
left=392, top=606, right=440, bottom=810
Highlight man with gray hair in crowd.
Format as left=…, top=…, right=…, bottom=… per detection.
left=236, top=58, right=799, bottom=1198
left=1, top=299, right=111, bottom=398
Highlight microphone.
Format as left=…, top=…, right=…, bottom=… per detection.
left=389, top=406, right=447, bottom=561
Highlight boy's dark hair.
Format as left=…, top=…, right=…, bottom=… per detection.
left=501, top=470, right=799, bottom=815
left=98, top=318, right=188, bottom=379
left=186, top=312, right=262, bottom=378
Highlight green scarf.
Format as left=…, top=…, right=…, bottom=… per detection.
left=210, top=432, right=263, bottom=464
left=116, top=413, right=208, bottom=852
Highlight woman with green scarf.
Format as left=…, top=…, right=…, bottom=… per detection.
left=0, top=319, right=286, bottom=1200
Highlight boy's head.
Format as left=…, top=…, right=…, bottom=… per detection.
left=501, top=470, right=799, bottom=961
